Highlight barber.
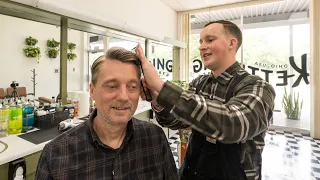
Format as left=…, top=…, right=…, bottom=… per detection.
left=136, top=20, right=275, bottom=180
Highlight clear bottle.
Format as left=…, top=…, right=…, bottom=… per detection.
left=22, top=99, right=34, bottom=131
left=8, top=102, right=23, bottom=134
left=0, top=102, right=9, bottom=137
left=73, top=98, right=79, bottom=118
left=55, top=98, right=63, bottom=112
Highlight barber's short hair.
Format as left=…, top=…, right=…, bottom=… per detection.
left=91, top=47, right=141, bottom=85
left=205, top=20, right=242, bottom=51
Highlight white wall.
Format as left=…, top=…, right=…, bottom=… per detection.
left=0, top=14, right=85, bottom=99
left=12, top=0, right=178, bottom=40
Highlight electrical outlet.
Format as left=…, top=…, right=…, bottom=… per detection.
left=54, top=69, right=59, bottom=73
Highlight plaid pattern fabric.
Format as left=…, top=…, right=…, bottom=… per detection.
left=35, top=109, right=179, bottom=180
left=154, top=61, right=276, bottom=180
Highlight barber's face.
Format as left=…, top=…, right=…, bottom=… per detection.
left=199, top=23, right=232, bottom=71
left=90, top=60, right=140, bottom=125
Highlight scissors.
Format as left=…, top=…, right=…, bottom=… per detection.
left=132, top=47, right=153, bottom=102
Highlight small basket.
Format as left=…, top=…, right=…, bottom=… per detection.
left=34, top=111, right=69, bottom=129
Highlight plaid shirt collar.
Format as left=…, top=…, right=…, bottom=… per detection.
left=86, top=108, right=135, bottom=149
left=211, top=61, right=242, bottom=85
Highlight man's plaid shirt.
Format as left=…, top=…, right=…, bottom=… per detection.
left=35, top=109, right=179, bottom=180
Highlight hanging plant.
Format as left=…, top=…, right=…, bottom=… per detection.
left=24, top=47, right=41, bottom=63
left=67, top=53, right=77, bottom=61
left=68, top=42, right=76, bottom=51
left=47, top=39, right=60, bottom=48
left=25, top=36, right=38, bottom=46
left=46, top=49, right=59, bottom=58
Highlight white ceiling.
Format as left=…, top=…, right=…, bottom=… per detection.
left=191, top=0, right=309, bottom=25
left=160, top=0, right=251, bottom=11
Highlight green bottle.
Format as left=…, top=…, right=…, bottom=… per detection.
left=8, top=101, right=23, bottom=134
left=0, top=102, right=9, bottom=137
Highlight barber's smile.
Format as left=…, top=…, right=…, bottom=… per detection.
left=202, top=52, right=212, bottom=60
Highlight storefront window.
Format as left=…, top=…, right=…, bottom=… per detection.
left=148, top=42, right=173, bottom=81
left=109, top=37, right=145, bottom=51
left=243, top=26, right=290, bottom=114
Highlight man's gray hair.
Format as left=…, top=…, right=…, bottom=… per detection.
left=91, top=47, right=141, bottom=85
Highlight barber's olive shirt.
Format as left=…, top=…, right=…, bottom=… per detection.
left=154, top=61, right=275, bottom=180
left=35, top=109, right=179, bottom=180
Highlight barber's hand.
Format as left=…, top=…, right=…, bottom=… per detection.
left=135, top=44, right=164, bottom=93
left=140, top=78, right=159, bottom=104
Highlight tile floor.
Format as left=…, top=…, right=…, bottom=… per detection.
left=167, top=129, right=320, bottom=180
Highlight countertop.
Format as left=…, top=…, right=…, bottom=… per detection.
left=0, top=100, right=151, bottom=166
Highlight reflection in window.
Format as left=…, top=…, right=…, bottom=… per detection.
left=149, top=42, right=173, bottom=81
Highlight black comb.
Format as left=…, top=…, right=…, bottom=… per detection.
left=132, top=47, right=152, bottom=102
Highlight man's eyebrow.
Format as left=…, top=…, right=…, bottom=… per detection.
left=102, top=79, right=117, bottom=85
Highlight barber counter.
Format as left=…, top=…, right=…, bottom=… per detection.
left=0, top=100, right=152, bottom=180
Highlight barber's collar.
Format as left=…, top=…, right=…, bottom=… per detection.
left=87, top=108, right=135, bottom=147
left=212, top=61, right=242, bottom=85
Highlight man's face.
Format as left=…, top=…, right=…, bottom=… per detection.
left=90, top=60, right=140, bottom=125
left=199, top=23, right=234, bottom=71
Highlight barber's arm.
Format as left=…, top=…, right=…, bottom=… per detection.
left=151, top=82, right=195, bottom=130
left=156, top=78, right=275, bottom=144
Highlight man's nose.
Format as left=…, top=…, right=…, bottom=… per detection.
left=117, top=86, right=129, bottom=101
left=199, top=43, right=207, bottom=51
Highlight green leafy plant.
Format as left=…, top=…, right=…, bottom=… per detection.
left=68, top=42, right=76, bottom=51
left=67, top=53, right=77, bottom=61
left=46, top=38, right=60, bottom=59
left=282, top=88, right=303, bottom=120
left=46, top=49, right=59, bottom=58
left=24, top=47, right=41, bottom=63
left=47, top=39, right=60, bottom=48
left=25, top=36, right=38, bottom=46
left=24, top=36, right=41, bottom=63
left=67, top=42, right=77, bottom=62
left=171, top=80, right=189, bottom=90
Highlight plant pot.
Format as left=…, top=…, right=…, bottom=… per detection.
left=286, top=117, right=300, bottom=120
left=49, top=54, right=57, bottom=58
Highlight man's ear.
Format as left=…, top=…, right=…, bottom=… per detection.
left=89, top=82, right=95, bottom=100
left=229, top=37, right=238, bottom=51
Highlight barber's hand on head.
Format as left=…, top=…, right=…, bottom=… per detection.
left=135, top=44, right=164, bottom=93
left=140, top=78, right=159, bottom=104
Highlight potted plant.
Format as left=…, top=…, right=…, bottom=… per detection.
left=47, top=38, right=60, bottom=48
left=46, top=49, right=59, bottom=58
left=68, top=42, right=76, bottom=52
left=24, top=47, right=41, bottom=63
left=282, top=88, right=303, bottom=120
left=46, top=38, right=60, bottom=59
left=67, top=53, right=77, bottom=61
left=25, top=36, right=38, bottom=46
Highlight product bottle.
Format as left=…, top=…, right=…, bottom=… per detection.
left=22, top=99, right=34, bottom=131
left=8, top=101, right=23, bottom=134
left=0, top=102, right=9, bottom=137
left=73, top=98, right=78, bottom=118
